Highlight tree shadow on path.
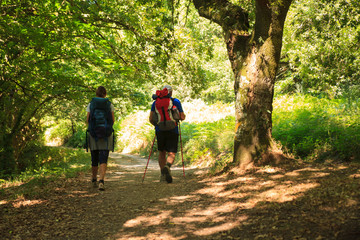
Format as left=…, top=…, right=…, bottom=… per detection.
left=0, top=153, right=359, bottom=240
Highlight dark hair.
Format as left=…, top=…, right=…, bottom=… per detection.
left=96, top=86, right=107, bottom=98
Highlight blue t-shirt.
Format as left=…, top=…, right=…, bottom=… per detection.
left=151, top=98, right=184, bottom=133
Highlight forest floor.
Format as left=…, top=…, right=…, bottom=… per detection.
left=1, top=153, right=360, bottom=240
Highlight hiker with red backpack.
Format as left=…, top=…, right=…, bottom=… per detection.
left=149, top=85, right=186, bottom=183
left=86, top=86, right=115, bottom=191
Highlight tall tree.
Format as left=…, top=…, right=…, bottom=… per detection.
left=192, top=0, right=293, bottom=168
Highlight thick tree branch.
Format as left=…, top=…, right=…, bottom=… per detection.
left=192, top=0, right=249, bottom=32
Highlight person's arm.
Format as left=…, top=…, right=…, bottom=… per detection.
left=174, top=98, right=185, bottom=121
left=86, top=112, right=90, bottom=125
left=149, top=111, right=153, bottom=122
left=149, top=102, right=156, bottom=124
left=112, top=112, right=115, bottom=123
left=180, top=112, right=186, bottom=121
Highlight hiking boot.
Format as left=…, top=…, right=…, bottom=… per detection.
left=162, top=165, right=173, bottom=183
left=98, top=181, right=105, bottom=191
left=160, top=174, right=166, bottom=182
left=92, top=178, right=97, bottom=188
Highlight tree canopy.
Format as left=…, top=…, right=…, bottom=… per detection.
left=1, top=0, right=358, bottom=176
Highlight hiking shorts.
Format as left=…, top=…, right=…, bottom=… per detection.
left=156, top=131, right=179, bottom=153
left=91, top=150, right=109, bottom=166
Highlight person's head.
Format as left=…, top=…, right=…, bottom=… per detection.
left=162, top=85, right=172, bottom=96
left=96, top=86, right=107, bottom=98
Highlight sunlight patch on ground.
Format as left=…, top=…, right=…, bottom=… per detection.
left=193, top=170, right=321, bottom=205
left=256, top=167, right=283, bottom=174
left=166, top=195, right=201, bottom=204
left=350, top=173, right=360, bottom=178
left=12, top=199, right=46, bottom=208
left=188, top=201, right=239, bottom=216
left=123, top=210, right=173, bottom=228
left=194, top=217, right=247, bottom=236
left=345, top=199, right=358, bottom=207
left=258, top=182, right=319, bottom=202
left=173, top=216, right=208, bottom=224
left=112, top=165, right=344, bottom=239
left=195, top=184, right=225, bottom=196
left=115, top=232, right=186, bottom=240
left=1, top=180, right=25, bottom=189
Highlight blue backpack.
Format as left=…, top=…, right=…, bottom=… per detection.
left=88, top=97, right=114, bottom=140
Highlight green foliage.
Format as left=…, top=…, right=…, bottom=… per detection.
left=279, top=0, right=360, bottom=99
left=2, top=0, right=359, bottom=174
left=0, top=145, right=88, bottom=180
left=148, top=2, right=234, bottom=102
left=272, top=95, right=360, bottom=161
left=181, top=116, right=234, bottom=165
left=117, top=96, right=359, bottom=172
left=0, top=0, right=234, bottom=175
left=65, top=128, right=87, bottom=149
left=0, top=147, right=89, bottom=198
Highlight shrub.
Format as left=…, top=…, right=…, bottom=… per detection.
left=272, top=95, right=360, bottom=162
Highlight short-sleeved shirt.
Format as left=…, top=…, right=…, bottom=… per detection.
left=151, top=98, right=184, bottom=134
left=87, top=99, right=115, bottom=151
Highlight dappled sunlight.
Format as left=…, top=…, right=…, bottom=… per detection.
left=165, top=195, right=201, bottom=205
left=113, top=165, right=331, bottom=239
left=194, top=218, right=247, bottom=236
left=2, top=152, right=358, bottom=240
left=187, top=201, right=239, bottom=216
left=258, top=182, right=319, bottom=202
left=12, top=199, right=46, bottom=208
left=0, top=180, right=25, bottom=189
left=123, top=210, right=174, bottom=228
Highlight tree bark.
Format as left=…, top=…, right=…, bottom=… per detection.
left=193, top=0, right=293, bottom=169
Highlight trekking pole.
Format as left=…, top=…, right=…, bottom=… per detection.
left=178, top=121, right=185, bottom=177
left=142, top=135, right=156, bottom=183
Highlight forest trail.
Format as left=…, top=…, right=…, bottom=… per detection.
left=1, top=153, right=360, bottom=240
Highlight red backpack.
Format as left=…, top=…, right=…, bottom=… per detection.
left=151, top=88, right=180, bottom=130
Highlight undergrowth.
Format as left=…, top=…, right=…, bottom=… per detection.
left=116, top=95, right=359, bottom=171
left=41, top=95, right=359, bottom=176
left=0, top=147, right=89, bottom=199
left=272, top=95, right=360, bottom=162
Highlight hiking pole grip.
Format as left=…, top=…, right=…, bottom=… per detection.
left=179, top=121, right=185, bottom=177
left=142, top=135, right=156, bottom=183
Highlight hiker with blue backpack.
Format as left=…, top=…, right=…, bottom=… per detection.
left=149, top=85, right=186, bottom=183
left=86, top=86, right=115, bottom=191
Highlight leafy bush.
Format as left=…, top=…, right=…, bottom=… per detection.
left=0, top=147, right=89, bottom=198
left=272, top=95, right=360, bottom=161
left=65, top=128, right=87, bottom=148
left=181, top=116, right=234, bottom=165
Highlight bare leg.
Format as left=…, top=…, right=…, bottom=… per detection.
left=158, top=150, right=167, bottom=170
left=167, top=152, right=176, bottom=165
left=92, top=166, right=98, bottom=180
left=99, top=163, right=107, bottom=181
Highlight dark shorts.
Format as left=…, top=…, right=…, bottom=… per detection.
left=91, top=150, right=109, bottom=166
left=156, top=131, right=179, bottom=153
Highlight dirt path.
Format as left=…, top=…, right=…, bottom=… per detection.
left=1, top=154, right=359, bottom=240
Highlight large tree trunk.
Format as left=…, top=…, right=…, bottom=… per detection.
left=193, top=0, right=293, bottom=169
